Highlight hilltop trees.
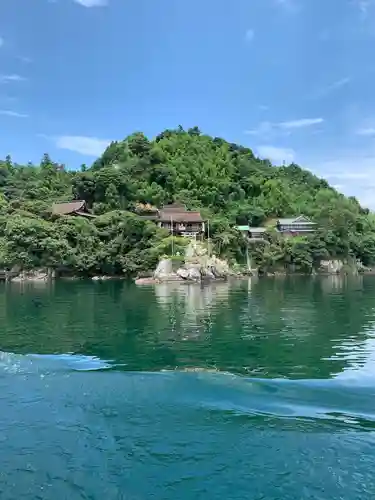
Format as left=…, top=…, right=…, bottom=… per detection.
left=0, top=126, right=373, bottom=275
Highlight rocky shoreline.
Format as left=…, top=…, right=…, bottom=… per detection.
left=135, top=251, right=374, bottom=285
left=1, top=252, right=373, bottom=284
left=135, top=241, right=243, bottom=285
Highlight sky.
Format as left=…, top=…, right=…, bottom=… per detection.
left=1, top=0, right=375, bottom=207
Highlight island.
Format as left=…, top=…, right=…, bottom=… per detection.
left=0, top=126, right=373, bottom=281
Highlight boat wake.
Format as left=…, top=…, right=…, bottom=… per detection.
left=0, top=350, right=114, bottom=375
left=0, top=351, right=374, bottom=431
left=163, top=369, right=375, bottom=431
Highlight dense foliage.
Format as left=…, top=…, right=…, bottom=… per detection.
left=0, top=127, right=374, bottom=276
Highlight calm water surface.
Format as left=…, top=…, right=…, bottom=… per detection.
left=1, top=276, right=375, bottom=499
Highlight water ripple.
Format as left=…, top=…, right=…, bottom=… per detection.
left=0, top=351, right=116, bottom=374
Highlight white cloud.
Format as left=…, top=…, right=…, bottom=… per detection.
left=0, top=74, right=26, bottom=84
left=245, top=117, right=323, bottom=136
left=73, top=0, right=108, bottom=6
left=255, top=145, right=295, bottom=164
left=279, top=118, right=324, bottom=129
left=0, top=37, right=4, bottom=48
left=357, top=127, right=375, bottom=136
left=54, top=135, right=111, bottom=156
left=327, top=77, right=351, bottom=91
left=0, top=110, right=28, bottom=118
left=311, top=77, right=351, bottom=99
left=307, top=151, right=375, bottom=209
left=245, top=29, right=255, bottom=42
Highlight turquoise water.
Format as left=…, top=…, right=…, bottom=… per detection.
left=0, top=276, right=374, bottom=499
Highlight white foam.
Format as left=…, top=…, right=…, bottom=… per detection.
left=0, top=351, right=113, bottom=375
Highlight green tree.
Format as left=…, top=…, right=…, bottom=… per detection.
left=105, top=183, right=120, bottom=210
left=0, top=126, right=373, bottom=276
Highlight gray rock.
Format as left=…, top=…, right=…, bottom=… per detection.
left=176, top=268, right=189, bottom=280
left=153, top=242, right=235, bottom=283
left=154, top=259, right=173, bottom=279
left=320, top=259, right=344, bottom=274
left=135, top=277, right=160, bottom=285
left=176, top=266, right=202, bottom=281
left=11, top=269, right=49, bottom=282
left=202, top=268, right=216, bottom=280
left=187, top=267, right=201, bottom=281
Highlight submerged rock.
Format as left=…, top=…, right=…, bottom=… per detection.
left=11, top=269, right=51, bottom=282
left=135, top=277, right=161, bottom=285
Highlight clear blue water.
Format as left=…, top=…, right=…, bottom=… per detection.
left=0, top=276, right=374, bottom=499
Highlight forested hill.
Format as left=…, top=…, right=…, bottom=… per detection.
left=0, top=126, right=374, bottom=276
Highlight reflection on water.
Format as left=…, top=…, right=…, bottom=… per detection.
left=332, top=329, right=375, bottom=383
left=0, top=276, right=374, bottom=379
left=320, top=274, right=364, bottom=294
left=154, top=281, right=232, bottom=342
left=1, top=277, right=375, bottom=499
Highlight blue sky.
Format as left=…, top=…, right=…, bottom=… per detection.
left=1, top=0, right=375, bottom=207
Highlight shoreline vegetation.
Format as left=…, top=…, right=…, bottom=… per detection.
left=0, top=126, right=375, bottom=283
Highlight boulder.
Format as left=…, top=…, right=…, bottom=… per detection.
left=11, top=269, right=49, bottom=282
left=176, top=267, right=201, bottom=281
left=187, top=267, right=201, bottom=281
left=176, top=268, right=189, bottom=280
left=206, top=255, right=231, bottom=277
left=153, top=242, right=235, bottom=283
left=154, top=259, right=173, bottom=279
left=202, top=268, right=216, bottom=280
left=319, top=259, right=344, bottom=274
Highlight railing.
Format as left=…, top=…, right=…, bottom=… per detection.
left=180, top=232, right=198, bottom=238
left=161, top=223, right=203, bottom=233
left=280, top=225, right=315, bottom=231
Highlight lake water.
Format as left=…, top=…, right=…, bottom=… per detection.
left=1, top=276, right=375, bottom=499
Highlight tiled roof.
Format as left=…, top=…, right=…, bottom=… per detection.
left=278, top=218, right=316, bottom=225
left=159, top=210, right=203, bottom=223
left=277, top=216, right=316, bottom=225
left=52, top=200, right=87, bottom=215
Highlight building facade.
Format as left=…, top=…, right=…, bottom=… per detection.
left=236, top=226, right=267, bottom=240
left=236, top=215, right=316, bottom=240
left=276, top=216, right=316, bottom=235
left=158, top=203, right=205, bottom=237
left=52, top=200, right=97, bottom=218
